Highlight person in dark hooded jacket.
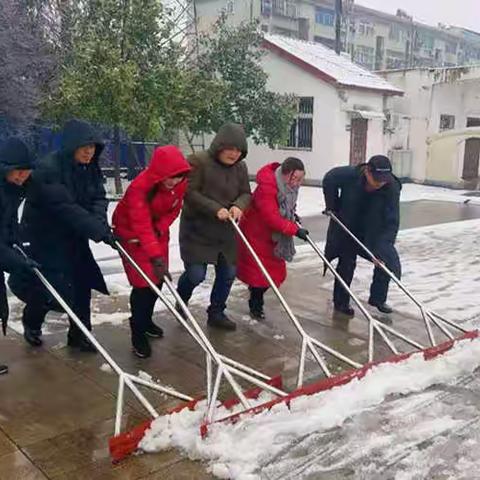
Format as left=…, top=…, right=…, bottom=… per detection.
left=0, top=138, right=39, bottom=374
left=8, top=120, right=115, bottom=352
left=177, top=123, right=252, bottom=331
left=323, top=155, right=402, bottom=317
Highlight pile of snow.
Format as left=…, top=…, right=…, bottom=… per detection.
left=139, top=336, right=480, bottom=479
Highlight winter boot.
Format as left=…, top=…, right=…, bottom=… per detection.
left=67, top=332, right=97, bottom=353
left=368, top=301, right=393, bottom=314
left=145, top=322, right=164, bottom=339
left=132, top=333, right=152, bottom=358
left=249, top=300, right=265, bottom=320
left=0, top=364, right=8, bottom=375
left=23, top=326, right=43, bottom=347
left=334, top=304, right=355, bottom=319
left=130, top=318, right=151, bottom=358
left=207, top=310, right=237, bottom=331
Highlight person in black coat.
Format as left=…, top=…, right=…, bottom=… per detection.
left=323, top=155, right=402, bottom=317
left=0, top=138, right=39, bottom=374
left=8, top=120, right=116, bottom=352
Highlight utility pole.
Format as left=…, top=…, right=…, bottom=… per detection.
left=335, top=0, right=343, bottom=54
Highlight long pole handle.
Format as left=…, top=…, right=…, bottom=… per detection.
left=327, top=212, right=466, bottom=333
left=14, top=245, right=159, bottom=420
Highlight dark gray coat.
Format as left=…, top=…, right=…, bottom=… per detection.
left=180, top=123, right=252, bottom=265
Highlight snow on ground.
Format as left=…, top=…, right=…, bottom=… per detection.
left=140, top=335, right=480, bottom=479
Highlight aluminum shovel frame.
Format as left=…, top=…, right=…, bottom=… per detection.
left=302, top=230, right=426, bottom=362
left=12, top=246, right=193, bottom=460
left=326, top=211, right=467, bottom=346
left=231, top=218, right=362, bottom=387
left=110, top=241, right=288, bottom=457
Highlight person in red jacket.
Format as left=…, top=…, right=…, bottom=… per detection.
left=113, top=145, right=191, bottom=358
left=237, top=157, right=309, bottom=319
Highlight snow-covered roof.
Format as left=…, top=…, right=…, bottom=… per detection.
left=263, top=34, right=403, bottom=96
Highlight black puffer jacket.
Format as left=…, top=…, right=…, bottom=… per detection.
left=0, top=138, right=36, bottom=326
left=9, top=120, right=110, bottom=307
left=323, top=165, right=402, bottom=261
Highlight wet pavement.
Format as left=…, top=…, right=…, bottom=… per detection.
left=2, top=200, right=480, bottom=479
left=298, top=199, right=480, bottom=242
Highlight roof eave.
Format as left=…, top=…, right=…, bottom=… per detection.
left=263, top=38, right=404, bottom=97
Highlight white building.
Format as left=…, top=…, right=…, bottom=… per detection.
left=246, top=34, right=403, bottom=182
left=381, top=66, right=480, bottom=187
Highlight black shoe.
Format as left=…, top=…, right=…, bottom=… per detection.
left=249, top=308, right=265, bottom=320
left=132, top=333, right=151, bottom=358
left=0, top=364, right=8, bottom=375
left=207, top=311, right=237, bottom=331
left=23, top=327, right=43, bottom=347
left=145, top=323, right=164, bottom=338
left=67, top=334, right=97, bottom=353
left=368, top=301, right=393, bottom=314
left=334, top=304, right=355, bottom=318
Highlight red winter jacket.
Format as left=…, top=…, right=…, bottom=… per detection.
left=236, top=163, right=299, bottom=288
left=113, top=145, right=191, bottom=287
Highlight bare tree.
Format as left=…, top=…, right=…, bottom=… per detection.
left=0, top=0, right=56, bottom=132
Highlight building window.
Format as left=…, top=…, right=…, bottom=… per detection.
left=286, top=97, right=314, bottom=149
left=315, top=7, right=334, bottom=26
left=272, top=0, right=297, bottom=18
left=440, top=114, right=455, bottom=131
left=386, top=49, right=405, bottom=69
left=354, top=45, right=375, bottom=69
left=357, top=20, right=374, bottom=37
left=389, top=24, right=406, bottom=43
left=261, top=0, right=272, bottom=16
left=445, top=41, right=457, bottom=54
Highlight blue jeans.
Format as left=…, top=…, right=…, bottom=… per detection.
left=177, top=254, right=237, bottom=314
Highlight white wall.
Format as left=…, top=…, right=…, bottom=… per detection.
left=383, top=68, right=480, bottom=183
left=248, top=51, right=341, bottom=181
left=245, top=51, right=391, bottom=182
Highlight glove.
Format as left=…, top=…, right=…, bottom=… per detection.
left=294, top=213, right=302, bottom=225
left=295, top=228, right=309, bottom=241
left=101, top=231, right=119, bottom=249
left=151, top=257, right=172, bottom=283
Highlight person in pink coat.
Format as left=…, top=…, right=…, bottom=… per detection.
left=113, top=145, right=191, bottom=358
left=236, top=157, right=308, bottom=319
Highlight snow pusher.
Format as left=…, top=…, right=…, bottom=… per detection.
left=109, top=205, right=477, bottom=461
left=195, top=218, right=478, bottom=431
left=109, top=241, right=289, bottom=461
left=12, top=247, right=195, bottom=460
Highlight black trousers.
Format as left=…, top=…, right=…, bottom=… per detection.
left=333, top=244, right=401, bottom=307
left=23, top=279, right=92, bottom=339
left=129, top=285, right=160, bottom=334
left=248, top=286, right=269, bottom=311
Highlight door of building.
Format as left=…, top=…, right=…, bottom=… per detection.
left=462, top=138, right=480, bottom=181
left=350, top=118, right=368, bottom=166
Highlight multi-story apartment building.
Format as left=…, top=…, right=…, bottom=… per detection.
left=194, top=0, right=480, bottom=71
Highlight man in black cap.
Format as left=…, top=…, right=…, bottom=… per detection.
left=323, top=155, right=402, bottom=317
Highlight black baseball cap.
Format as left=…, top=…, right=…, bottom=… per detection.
left=367, top=155, right=393, bottom=183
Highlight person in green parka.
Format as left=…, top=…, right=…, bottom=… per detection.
left=177, top=123, right=252, bottom=331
